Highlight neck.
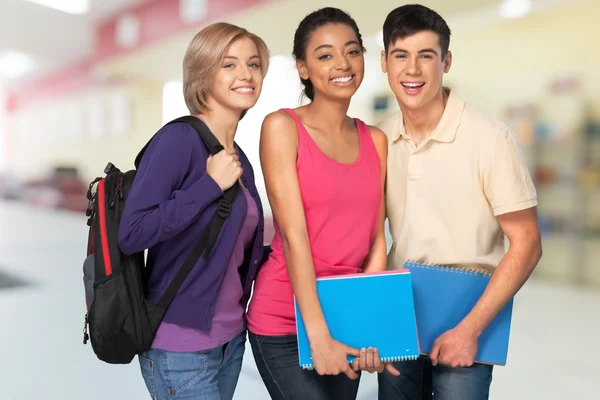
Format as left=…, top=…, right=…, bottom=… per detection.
left=304, top=95, right=351, bottom=135
left=400, top=89, right=448, bottom=145
left=196, top=106, right=240, bottom=150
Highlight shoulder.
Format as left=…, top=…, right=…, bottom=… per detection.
left=375, top=111, right=402, bottom=140
left=260, top=109, right=300, bottom=146
left=365, top=124, right=388, bottom=151
left=460, top=104, right=526, bottom=169
left=150, top=121, right=208, bottom=156
left=262, top=109, right=297, bottom=132
left=461, top=103, right=514, bottom=145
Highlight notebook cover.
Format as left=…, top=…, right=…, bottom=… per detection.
left=294, top=270, right=420, bottom=369
left=405, top=261, right=513, bottom=366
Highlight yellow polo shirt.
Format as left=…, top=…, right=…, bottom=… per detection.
left=378, top=90, right=538, bottom=272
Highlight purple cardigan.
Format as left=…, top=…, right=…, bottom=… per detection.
left=118, top=121, right=264, bottom=331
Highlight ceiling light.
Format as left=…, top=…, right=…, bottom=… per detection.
left=0, top=51, right=35, bottom=81
left=499, top=0, right=532, bottom=19
left=24, top=0, right=90, bottom=15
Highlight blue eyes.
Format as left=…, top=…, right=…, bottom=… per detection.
left=223, top=63, right=260, bottom=69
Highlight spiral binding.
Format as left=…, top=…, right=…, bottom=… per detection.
left=405, top=260, right=493, bottom=278
left=380, top=355, right=420, bottom=362
left=301, top=355, right=419, bottom=369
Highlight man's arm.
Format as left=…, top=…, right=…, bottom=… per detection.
left=430, top=206, right=542, bottom=367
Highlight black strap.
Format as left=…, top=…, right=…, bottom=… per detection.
left=136, top=116, right=240, bottom=309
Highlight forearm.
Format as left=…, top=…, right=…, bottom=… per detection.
left=282, top=233, right=329, bottom=343
left=363, top=231, right=387, bottom=273
left=458, top=239, right=542, bottom=337
left=118, top=172, right=223, bottom=254
left=363, top=198, right=387, bottom=273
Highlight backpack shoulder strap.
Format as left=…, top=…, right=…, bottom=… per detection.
left=149, top=116, right=240, bottom=310
left=167, top=116, right=223, bottom=155
left=134, top=116, right=223, bottom=169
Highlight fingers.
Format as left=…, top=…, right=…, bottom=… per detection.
left=430, top=340, right=441, bottom=366
left=358, top=348, right=367, bottom=371
left=371, top=348, right=381, bottom=373
left=345, top=345, right=361, bottom=358
left=226, top=152, right=242, bottom=170
left=356, top=347, right=381, bottom=374
left=351, top=358, right=360, bottom=372
left=360, top=347, right=376, bottom=373
left=343, top=365, right=359, bottom=380
left=385, top=363, right=401, bottom=376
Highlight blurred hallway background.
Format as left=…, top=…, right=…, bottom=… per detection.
left=0, top=0, right=599, bottom=398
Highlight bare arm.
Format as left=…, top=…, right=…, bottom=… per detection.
left=457, top=207, right=542, bottom=337
left=362, top=126, right=388, bottom=273
left=260, top=111, right=359, bottom=378
left=430, top=206, right=542, bottom=366
left=260, top=111, right=330, bottom=341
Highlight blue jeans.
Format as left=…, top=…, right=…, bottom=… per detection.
left=249, top=332, right=361, bottom=400
left=378, top=356, right=493, bottom=400
left=138, top=331, right=246, bottom=400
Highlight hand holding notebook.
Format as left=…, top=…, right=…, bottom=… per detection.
left=308, top=334, right=360, bottom=379
left=294, top=270, right=421, bottom=370
left=405, top=261, right=513, bottom=366
left=429, top=325, right=479, bottom=367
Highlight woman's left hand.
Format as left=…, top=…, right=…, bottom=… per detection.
left=351, top=347, right=401, bottom=376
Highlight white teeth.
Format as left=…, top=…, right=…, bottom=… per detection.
left=331, top=76, right=353, bottom=83
left=402, top=82, right=424, bottom=88
left=234, top=88, right=253, bottom=93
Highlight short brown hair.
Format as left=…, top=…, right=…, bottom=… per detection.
left=183, top=22, right=270, bottom=115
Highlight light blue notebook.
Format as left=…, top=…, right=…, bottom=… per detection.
left=294, top=270, right=420, bottom=369
left=405, top=261, right=513, bottom=366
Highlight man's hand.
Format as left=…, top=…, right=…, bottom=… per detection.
left=429, top=326, right=478, bottom=368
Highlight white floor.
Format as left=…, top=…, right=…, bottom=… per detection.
left=0, top=201, right=598, bottom=400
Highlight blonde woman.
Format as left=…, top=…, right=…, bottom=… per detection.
left=118, top=23, right=269, bottom=400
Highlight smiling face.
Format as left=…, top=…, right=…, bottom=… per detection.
left=296, top=23, right=365, bottom=102
left=381, top=30, right=452, bottom=111
left=206, top=36, right=264, bottom=113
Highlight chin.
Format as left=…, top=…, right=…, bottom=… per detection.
left=228, top=99, right=258, bottom=112
left=396, top=91, right=431, bottom=111
left=329, top=87, right=359, bottom=101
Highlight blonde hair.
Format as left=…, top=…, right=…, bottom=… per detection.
left=183, top=22, right=270, bottom=115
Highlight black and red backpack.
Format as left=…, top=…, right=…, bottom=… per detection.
left=82, top=116, right=239, bottom=364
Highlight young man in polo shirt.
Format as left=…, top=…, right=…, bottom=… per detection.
left=376, top=4, right=543, bottom=400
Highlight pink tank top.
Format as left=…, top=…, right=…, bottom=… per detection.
left=247, top=109, right=383, bottom=336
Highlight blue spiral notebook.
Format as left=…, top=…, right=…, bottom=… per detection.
left=404, top=261, right=513, bottom=366
left=294, top=270, right=420, bottom=369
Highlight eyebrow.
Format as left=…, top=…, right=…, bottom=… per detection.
left=389, top=48, right=439, bottom=56
left=223, top=55, right=260, bottom=61
left=313, top=40, right=360, bottom=53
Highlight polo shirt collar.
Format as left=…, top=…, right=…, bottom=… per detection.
left=393, top=89, right=465, bottom=144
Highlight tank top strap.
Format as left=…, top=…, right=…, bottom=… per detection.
left=281, top=108, right=311, bottom=160
left=281, top=108, right=302, bottom=125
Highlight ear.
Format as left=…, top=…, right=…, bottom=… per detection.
left=443, top=50, right=452, bottom=73
left=296, top=59, right=309, bottom=80
left=380, top=50, right=388, bottom=73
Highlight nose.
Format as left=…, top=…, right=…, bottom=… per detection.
left=335, top=54, right=351, bottom=71
left=239, top=65, right=253, bottom=81
left=406, top=56, right=421, bottom=76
